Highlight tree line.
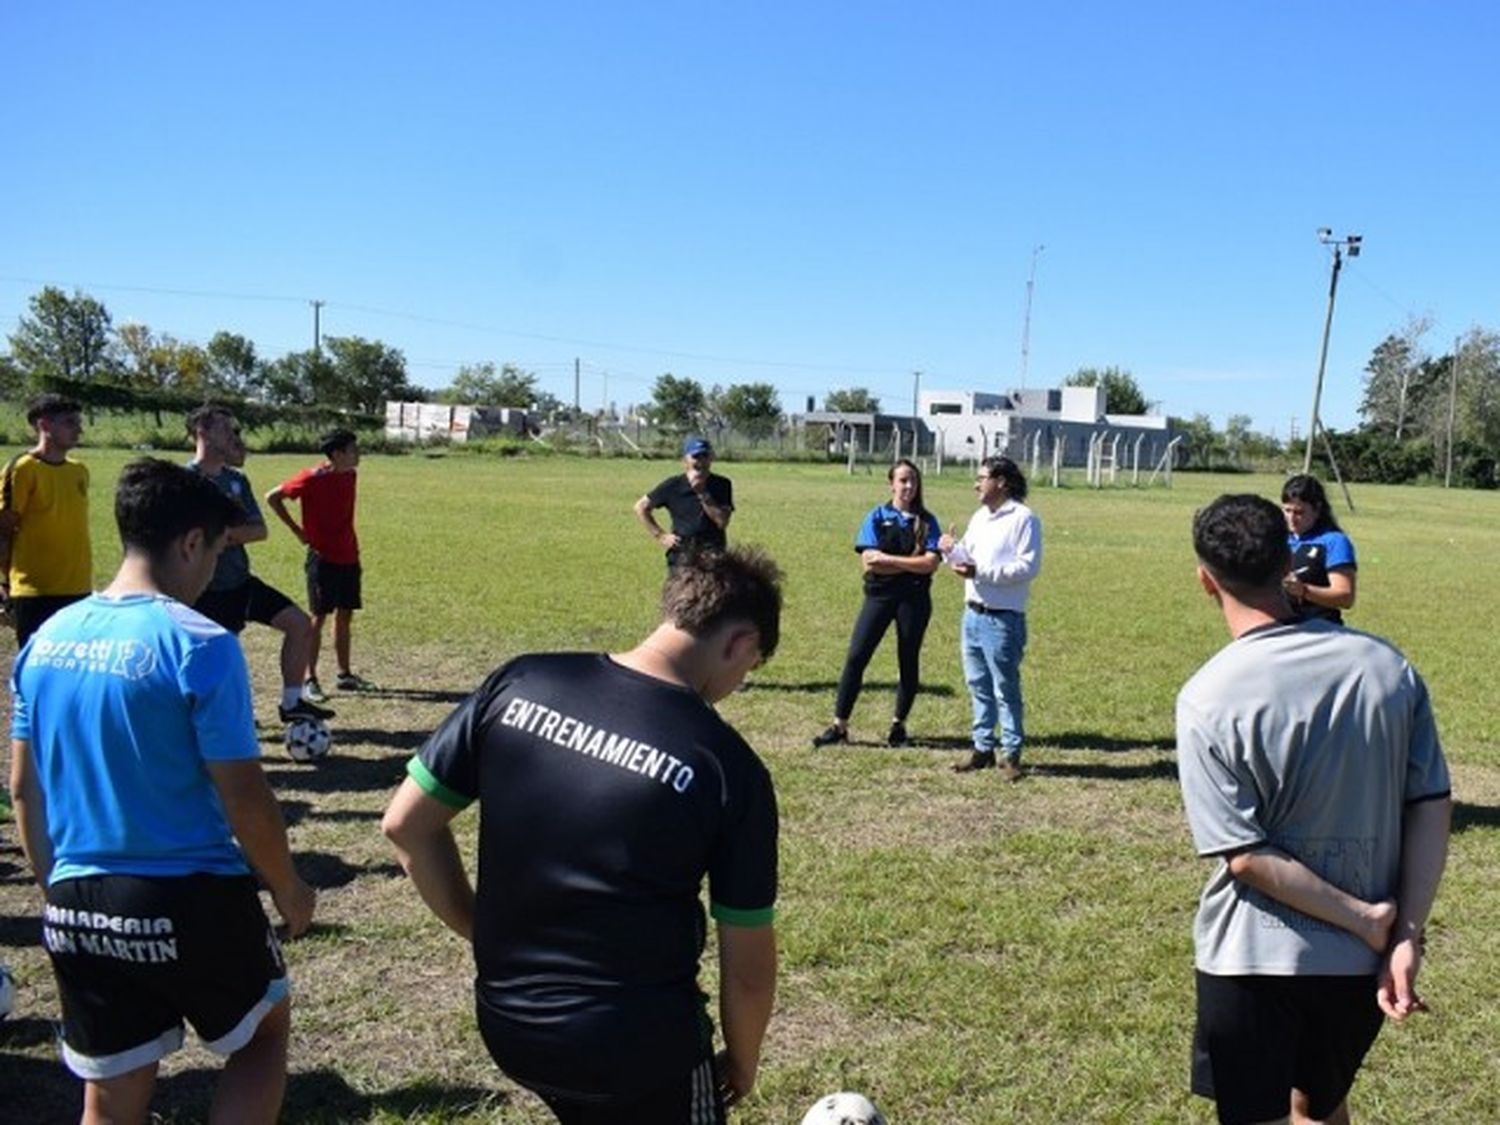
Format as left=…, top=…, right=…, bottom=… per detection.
left=11, top=286, right=1489, bottom=481
left=1349, top=319, right=1500, bottom=486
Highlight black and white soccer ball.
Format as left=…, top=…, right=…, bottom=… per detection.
left=800, top=1091, right=887, bottom=1125
left=0, top=962, right=15, bottom=1021
left=284, top=718, right=332, bottom=762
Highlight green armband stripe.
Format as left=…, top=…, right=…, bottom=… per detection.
left=406, top=757, right=473, bottom=810
left=710, top=902, right=775, bottom=927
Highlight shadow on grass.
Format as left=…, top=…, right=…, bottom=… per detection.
left=263, top=751, right=410, bottom=794
left=1035, top=731, right=1176, bottom=753
left=345, top=686, right=472, bottom=705
left=0, top=911, right=40, bottom=949
left=1032, top=758, right=1180, bottom=783
left=1453, top=800, right=1500, bottom=834
left=0, top=1047, right=80, bottom=1125
left=279, top=799, right=383, bottom=829
left=744, top=679, right=957, bottom=698
left=154, top=1068, right=509, bottom=1123
left=261, top=726, right=428, bottom=754
left=0, top=1060, right=509, bottom=1125
left=0, top=854, right=35, bottom=886
left=295, top=850, right=403, bottom=890
left=281, top=1070, right=511, bottom=1123
left=906, top=732, right=1174, bottom=754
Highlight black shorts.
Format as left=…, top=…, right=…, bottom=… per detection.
left=529, top=1056, right=724, bottom=1125
left=1191, top=971, right=1383, bottom=1124
left=476, top=998, right=724, bottom=1125
left=12, top=593, right=88, bottom=648
left=193, top=576, right=295, bottom=635
left=42, top=873, right=288, bottom=1080
left=304, top=552, right=362, bottom=614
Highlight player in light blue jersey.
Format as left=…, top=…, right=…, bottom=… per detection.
left=10, top=458, right=316, bottom=1125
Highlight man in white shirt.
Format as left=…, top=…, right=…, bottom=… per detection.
left=939, top=456, right=1042, bottom=781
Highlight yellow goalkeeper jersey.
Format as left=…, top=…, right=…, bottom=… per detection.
left=1, top=452, right=92, bottom=597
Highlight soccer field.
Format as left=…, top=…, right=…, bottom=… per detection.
left=3, top=451, right=1498, bottom=1123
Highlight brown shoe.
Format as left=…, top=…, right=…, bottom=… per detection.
left=953, top=750, right=996, bottom=773
left=999, top=758, right=1024, bottom=783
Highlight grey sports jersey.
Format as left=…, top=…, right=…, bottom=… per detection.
left=1176, top=618, right=1450, bottom=976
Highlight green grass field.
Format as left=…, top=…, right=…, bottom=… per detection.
left=2, top=451, right=1498, bottom=1123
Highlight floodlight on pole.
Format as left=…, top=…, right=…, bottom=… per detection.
left=1303, top=230, right=1361, bottom=473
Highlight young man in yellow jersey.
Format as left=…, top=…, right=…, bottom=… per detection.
left=0, top=394, right=92, bottom=647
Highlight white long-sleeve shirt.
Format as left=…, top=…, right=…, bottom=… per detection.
left=953, top=498, right=1042, bottom=612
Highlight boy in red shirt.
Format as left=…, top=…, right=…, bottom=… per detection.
left=266, top=429, right=371, bottom=699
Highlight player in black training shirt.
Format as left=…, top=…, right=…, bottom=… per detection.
left=383, top=547, right=782, bottom=1125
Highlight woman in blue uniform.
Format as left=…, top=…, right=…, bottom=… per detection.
left=1281, top=473, right=1357, bottom=624
left=813, top=459, right=941, bottom=748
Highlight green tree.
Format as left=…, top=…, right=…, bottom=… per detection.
left=0, top=353, right=23, bottom=399
left=824, top=387, right=880, bottom=413
left=719, top=382, right=782, bottom=441
left=531, top=390, right=568, bottom=419
left=7, top=286, right=117, bottom=383
left=205, top=332, right=263, bottom=397
left=649, top=373, right=707, bottom=431
left=1360, top=317, right=1433, bottom=441
left=260, top=349, right=334, bottom=406
left=1064, top=366, right=1149, bottom=415
left=116, top=324, right=209, bottom=393
left=1223, top=413, right=1253, bottom=468
left=1171, top=413, right=1219, bottom=469
left=438, top=362, right=538, bottom=407
left=1452, top=328, right=1500, bottom=458
left=323, top=336, right=420, bottom=413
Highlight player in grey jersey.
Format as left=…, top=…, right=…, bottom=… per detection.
left=1178, top=494, right=1451, bottom=1125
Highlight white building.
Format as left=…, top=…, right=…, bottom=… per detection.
left=920, top=385, right=1172, bottom=467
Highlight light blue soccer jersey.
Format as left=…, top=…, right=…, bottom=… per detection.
left=10, top=593, right=261, bottom=883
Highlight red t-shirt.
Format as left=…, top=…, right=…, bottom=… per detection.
left=279, top=464, right=359, bottom=564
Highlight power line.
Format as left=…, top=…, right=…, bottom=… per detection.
left=2, top=272, right=919, bottom=383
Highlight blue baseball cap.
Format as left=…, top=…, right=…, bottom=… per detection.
left=683, top=437, right=713, bottom=457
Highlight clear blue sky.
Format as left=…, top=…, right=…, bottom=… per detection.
left=4, top=2, right=1497, bottom=437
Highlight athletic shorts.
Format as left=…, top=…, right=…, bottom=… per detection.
left=1191, top=971, right=1383, bottom=1124
left=304, top=552, right=362, bottom=614
left=42, top=873, right=288, bottom=1080
left=12, top=593, right=87, bottom=648
left=475, top=1000, right=725, bottom=1125
left=529, top=1056, right=724, bottom=1125
left=193, top=576, right=295, bottom=635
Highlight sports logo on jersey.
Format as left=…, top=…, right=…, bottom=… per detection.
left=28, top=637, right=158, bottom=680
left=111, top=640, right=158, bottom=680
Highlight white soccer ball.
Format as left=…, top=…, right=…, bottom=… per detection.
left=284, top=718, right=332, bottom=762
left=800, top=1091, right=887, bottom=1125
left=0, top=963, right=15, bottom=1021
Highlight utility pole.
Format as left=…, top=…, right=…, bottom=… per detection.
left=1304, top=230, right=1361, bottom=472
left=310, top=299, right=325, bottom=354
left=574, top=357, right=581, bottom=412
left=1445, top=335, right=1461, bottom=487
left=1019, top=244, right=1044, bottom=397
left=912, top=369, right=921, bottom=419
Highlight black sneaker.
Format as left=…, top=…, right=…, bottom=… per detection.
left=280, top=698, right=335, bottom=723
left=952, top=750, right=996, bottom=773
left=811, top=724, right=848, bottom=748
left=887, top=721, right=909, bottom=747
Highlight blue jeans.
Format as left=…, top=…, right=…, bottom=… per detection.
left=961, top=606, right=1027, bottom=760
